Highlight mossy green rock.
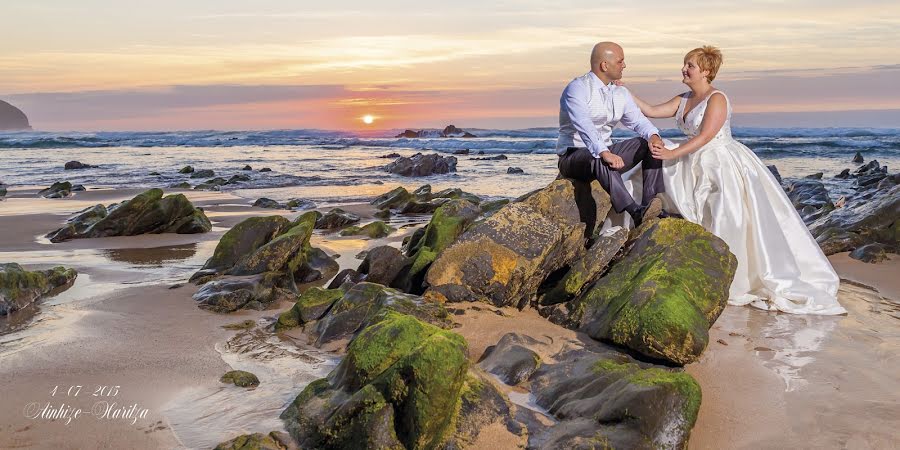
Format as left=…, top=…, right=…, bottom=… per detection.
left=38, top=181, right=72, bottom=198
left=571, top=218, right=737, bottom=365
left=229, top=220, right=314, bottom=275
left=213, top=432, right=288, bottom=450
left=339, top=221, right=395, bottom=238
left=46, top=189, right=212, bottom=241
left=282, top=311, right=468, bottom=449
left=220, top=370, right=260, bottom=387
left=425, top=179, right=611, bottom=308
left=276, top=286, right=344, bottom=331
left=539, top=226, right=628, bottom=306
left=313, top=282, right=451, bottom=346
left=0, top=263, right=77, bottom=315
left=371, top=186, right=413, bottom=210
left=200, top=216, right=291, bottom=273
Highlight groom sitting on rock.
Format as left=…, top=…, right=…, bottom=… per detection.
left=557, top=41, right=664, bottom=227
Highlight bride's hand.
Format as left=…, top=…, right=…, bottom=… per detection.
left=650, top=144, right=677, bottom=160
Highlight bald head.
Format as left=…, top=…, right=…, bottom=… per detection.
left=590, top=41, right=626, bottom=82
left=591, top=42, right=622, bottom=69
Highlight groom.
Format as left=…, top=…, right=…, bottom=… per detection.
left=557, top=41, right=664, bottom=226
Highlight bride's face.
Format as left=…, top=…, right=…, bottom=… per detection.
left=682, top=57, right=710, bottom=86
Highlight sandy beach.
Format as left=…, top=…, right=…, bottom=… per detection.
left=1, top=186, right=898, bottom=449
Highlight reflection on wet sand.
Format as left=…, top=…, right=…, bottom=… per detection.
left=162, top=320, right=338, bottom=448
left=103, top=243, right=198, bottom=266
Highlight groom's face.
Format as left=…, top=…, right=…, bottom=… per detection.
left=604, top=48, right=627, bottom=80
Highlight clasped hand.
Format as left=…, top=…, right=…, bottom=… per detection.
left=650, top=139, right=677, bottom=161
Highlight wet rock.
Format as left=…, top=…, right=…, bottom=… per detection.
left=228, top=219, right=316, bottom=276
left=478, top=198, right=510, bottom=218
left=190, top=169, right=215, bottom=178
left=371, top=186, right=413, bottom=210
left=473, top=154, right=508, bottom=161
left=213, top=432, right=288, bottom=450
left=312, top=282, right=451, bottom=346
left=379, top=152, right=402, bottom=158
left=193, top=177, right=228, bottom=190
left=227, top=173, right=251, bottom=184
left=179, top=165, right=194, bottom=174
left=849, top=243, right=891, bottom=264
left=0, top=263, right=77, bottom=315
left=445, top=370, right=524, bottom=448
left=784, top=178, right=834, bottom=223
left=442, top=124, right=476, bottom=137
left=373, top=208, right=391, bottom=219
left=395, top=130, right=418, bottom=138
left=276, top=287, right=345, bottom=331
left=38, top=181, right=72, bottom=198
left=397, top=199, right=481, bottom=294
left=528, top=348, right=701, bottom=450
left=259, top=167, right=272, bottom=172
left=357, top=246, right=408, bottom=287
left=857, top=171, right=887, bottom=188
left=0, top=186, right=6, bottom=197
left=220, top=370, right=260, bottom=387
left=241, top=165, right=253, bottom=171
left=478, top=333, right=542, bottom=386
left=425, top=179, right=611, bottom=308
left=568, top=219, right=736, bottom=365
left=507, top=167, right=525, bottom=174
left=805, top=172, right=824, bottom=180
left=853, top=151, right=864, bottom=163
left=193, top=275, right=272, bottom=312
left=64, top=160, right=96, bottom=170
left=169, top=181, right=191, bottom=189
left=281, top=311, right=467, bottom=449
left=46, top=189, right=211, bottom=242
left=398, top=198, right=450, bottom=214
left=809, top=185, right=900, bottom=255
left=767, top=165, right=783, bottom=184
left=432, top=187, right=481, bottom=204
left=835, top=168, right=851, bottom=179
left=314, top=208, right=360, bottom=230
left=286, top=198, right=316, bottom=210
left=539, top=227, right=628, bottom=307
left=327, top=268, right=365, bottom=290
left=453, top=149, right=470, bottom=155
left=384, top=152, right=457, bottom=177
left=339, top=221, right=395, bottom=238
left=854, top=160, right=882, bottom=176
left=253, top=197, right=285, bottom=209
left=71, top=184, right=86, bottom=192
left=196, top=216, right=291, bottom=275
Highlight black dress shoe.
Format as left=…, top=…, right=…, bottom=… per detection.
left=631, top=197, right=663, bottom=227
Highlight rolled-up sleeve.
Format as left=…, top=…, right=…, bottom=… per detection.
left=562, top=81, right=607, bottom=157
left=620, top=89, right=659, bottom=140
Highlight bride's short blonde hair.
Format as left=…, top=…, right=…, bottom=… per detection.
left=684, top=46, right=723, bottom=82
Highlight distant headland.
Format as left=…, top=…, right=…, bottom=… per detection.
left=0, top=100, right=31, bottom=131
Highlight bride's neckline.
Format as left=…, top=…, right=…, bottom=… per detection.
left=681, top=88, right=718, bottom=123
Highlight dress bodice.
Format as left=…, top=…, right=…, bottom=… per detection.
left=676, top=90, right=733, bottom=141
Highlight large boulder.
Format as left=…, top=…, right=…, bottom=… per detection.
left=567, top=219, right=736, bottom=365
left=64, top=161, right=96, bottom=170
left=809, top=184, right=900, bottom=255
left=311, top=282, right=452, bottom=347
left=528, top=348, right=701, bottom=449
left=538, top=226, right=628, bottom=307
left=276, top=286, right=345, bottom=331
left=196, top=216, right=291, bottom=276
left=281, top=311, right=469, bottom=450
left=314, top=208, right=360, bottom=230
left=46, top=189, right=211, bottom=242
left=0, top=263, right=77, bottom=315
left=783, top=178, right=834, bottom=224
left=424, top=179, right=611, bottom=308
left=385, top=153, right=457, bottom=177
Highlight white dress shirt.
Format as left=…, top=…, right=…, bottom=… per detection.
left=557, top=71, right=659, bottom=158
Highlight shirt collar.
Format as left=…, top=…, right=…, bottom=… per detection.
left=588, top=72, right=615, bottom=91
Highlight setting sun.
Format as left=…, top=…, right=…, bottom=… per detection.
left=362, top=115, right=374, bottom=125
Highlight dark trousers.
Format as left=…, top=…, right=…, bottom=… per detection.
left=558, top=137, right=664, bottom=213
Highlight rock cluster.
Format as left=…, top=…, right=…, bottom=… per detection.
left=46, top=189, right=211, bottom=242
left=384, top=153, right=457, bottom=177
left=0, top=263, right=77, bottom=315
left=190, top=213, right=338, bottom=312
left=395, top=124, right=476, bottom=138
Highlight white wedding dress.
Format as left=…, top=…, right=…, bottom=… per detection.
left=662, top=90, right=846, bottom=315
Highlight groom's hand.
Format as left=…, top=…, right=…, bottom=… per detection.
left=600, top=151, right=625, bottom=169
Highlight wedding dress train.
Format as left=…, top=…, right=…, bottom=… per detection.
left=661, top=90, right=846, bottom=315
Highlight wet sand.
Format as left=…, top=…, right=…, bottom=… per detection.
left=1, top=188, right=898, bottom=449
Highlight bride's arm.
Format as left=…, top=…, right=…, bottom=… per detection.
left=651, top=93, right=728, bottom=160
left=630, top=92, right=682, bottom=118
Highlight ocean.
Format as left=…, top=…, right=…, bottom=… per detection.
left=1, top=127, right=898, bottom=205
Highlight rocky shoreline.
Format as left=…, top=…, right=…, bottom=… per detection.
left=0, top=152, right=897, bottom=449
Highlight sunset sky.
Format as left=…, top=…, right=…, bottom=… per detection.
left=2, top=1, right=899, bottom=131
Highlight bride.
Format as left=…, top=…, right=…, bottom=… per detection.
left=628, top=46, right=846, bottom=315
